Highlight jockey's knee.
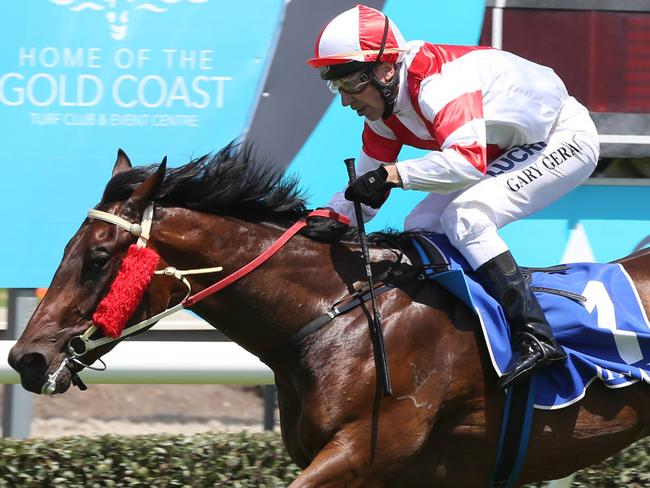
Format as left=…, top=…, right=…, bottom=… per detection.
left=440, top=203, right=504, bottom=269
left=440, top=202, right=495, bottom=244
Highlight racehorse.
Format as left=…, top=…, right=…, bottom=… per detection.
left=8, top=145, right=650, bottom=487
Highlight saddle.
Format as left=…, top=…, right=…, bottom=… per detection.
left=407, top=232, right=650, bottom=410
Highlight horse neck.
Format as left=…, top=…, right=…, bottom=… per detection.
left=153, top=207, right=347, bottom=359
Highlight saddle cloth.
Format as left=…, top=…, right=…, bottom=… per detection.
left=412, top=233, right=650, bottom=409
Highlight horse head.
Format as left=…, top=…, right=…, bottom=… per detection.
left=8, top=150, right=174, bottom=394
left=7, top=144, right=329, bottom=395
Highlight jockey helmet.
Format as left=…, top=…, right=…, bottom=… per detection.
left=307, top=5, right=407, bottom=118
left=307, top=4, right=407, bottom=76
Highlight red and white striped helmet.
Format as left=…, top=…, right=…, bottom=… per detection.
left=307, top=5, right=407, bottom=69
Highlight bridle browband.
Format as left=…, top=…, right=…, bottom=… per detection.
left=42, top=205, right=349, bottom=394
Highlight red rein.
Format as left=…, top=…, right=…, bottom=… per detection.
left=91, top=209, right=350, bottom=338
left=92, top=244, right=160, bottom=338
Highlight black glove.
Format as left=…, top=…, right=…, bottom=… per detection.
left=344, top=165, right=396, bottom=209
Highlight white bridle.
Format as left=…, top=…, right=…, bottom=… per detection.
left=78, top=203, right=224, bottom=351
left=42, top=203, right=223, bottom=394
left=88, top=204, right=155, bottom=249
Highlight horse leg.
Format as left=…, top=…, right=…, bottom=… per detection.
left=288, top=437, right=370, bottom=488
left=288, top=429, right=395, bottom=488
left=289, top=407, right=438, bottom=488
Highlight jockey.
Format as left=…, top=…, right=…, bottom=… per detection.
left=307, top=4, right=600, bottom=389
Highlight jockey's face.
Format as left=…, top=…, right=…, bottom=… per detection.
left=339, top=63, right=395, bottom=121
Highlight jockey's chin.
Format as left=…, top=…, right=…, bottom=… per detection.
left=356, top=103, right=383, bottom=121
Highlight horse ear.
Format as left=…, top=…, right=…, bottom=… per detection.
left=122, top=157, right=167, bottom=218
left=112, top=149, right=132, bottom=176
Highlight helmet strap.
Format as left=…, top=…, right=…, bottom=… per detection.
left=374, top=14, right=390, bottom=64
left=371, top=14, right=400, bottom=119
left=372, top=64, right=400, bottom=119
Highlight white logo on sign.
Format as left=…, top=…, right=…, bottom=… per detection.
left=49, top=0, right=208, bottom=41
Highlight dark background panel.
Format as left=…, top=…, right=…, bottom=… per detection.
left=243, top=0, right=386, bottom=171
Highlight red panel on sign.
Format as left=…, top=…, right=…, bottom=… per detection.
left=480, top=9, right=650, bottom=113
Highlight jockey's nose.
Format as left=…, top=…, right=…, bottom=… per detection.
left=340, top=91, right=354, bottom=107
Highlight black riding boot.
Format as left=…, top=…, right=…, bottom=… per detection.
left=476, top=251, right=567, bottom=390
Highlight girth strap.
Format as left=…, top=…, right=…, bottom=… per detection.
left=490, top=376, right=537, bottom=488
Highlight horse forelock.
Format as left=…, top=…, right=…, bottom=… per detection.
left=99, top=142, right=308, bottom=224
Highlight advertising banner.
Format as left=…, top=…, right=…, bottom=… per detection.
left=0, top=0, right=283, bottom=286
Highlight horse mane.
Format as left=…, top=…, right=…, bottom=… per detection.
left=101, top=142, right=308, bottom=225
left=100, top=141, right=403, bottom=245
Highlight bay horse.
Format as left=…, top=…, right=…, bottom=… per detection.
left=8, top=145, right=650, bottom=487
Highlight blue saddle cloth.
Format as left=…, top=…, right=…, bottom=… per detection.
left=412, top=234, right=650, bottom=409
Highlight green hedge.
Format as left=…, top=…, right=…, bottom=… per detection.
left=0, top=431, right=300, bottom=487
left=0, top=431, right=648, bottom=487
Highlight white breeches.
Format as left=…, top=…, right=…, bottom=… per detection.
left=403, top=97, right=600, bottom=270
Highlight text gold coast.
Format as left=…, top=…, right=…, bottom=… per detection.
left=0, top=73, right=231, bottom=109
left=1, top=46, right=232, bottom=109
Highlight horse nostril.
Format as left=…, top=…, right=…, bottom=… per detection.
left=6, top=346, right=29, bottom=372
left=17, top=352, right=47, bottom=373
left=10, top=351, right=49, bottom=392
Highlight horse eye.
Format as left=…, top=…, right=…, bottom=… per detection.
left=80, top=249, right=114, bottom=288
left=94, top=255, right=111, bottom=269
left=89, top=250, right=112, bottom=270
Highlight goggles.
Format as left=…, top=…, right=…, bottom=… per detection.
left=327, top=68, right=372, bottom=94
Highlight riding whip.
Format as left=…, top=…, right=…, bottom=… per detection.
left=344, top=158, right=392, bottom=397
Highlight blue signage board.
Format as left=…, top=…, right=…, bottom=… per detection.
left=0, top=0, right=283, bottom=286
left=1, top=1, right=648, bottom=287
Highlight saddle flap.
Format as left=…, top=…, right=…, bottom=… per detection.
left=409, top=233, right=473, bottom=309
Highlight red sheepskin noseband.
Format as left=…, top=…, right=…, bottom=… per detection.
left=92, top=244, right=160, bottom=338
